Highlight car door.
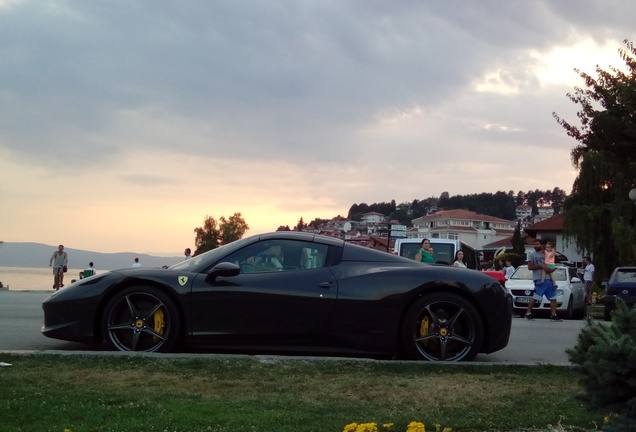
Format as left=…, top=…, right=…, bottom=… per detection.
left=188, top=239, right=338, bottom=344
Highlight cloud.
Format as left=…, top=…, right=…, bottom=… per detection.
left=0, top=0, right=633, bottom=253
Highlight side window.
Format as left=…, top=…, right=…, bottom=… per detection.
left=223, top=240, right=328, bottom=273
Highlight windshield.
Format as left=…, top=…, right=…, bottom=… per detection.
left=510, top=266, right=568, bottom=282
left=168, top=237, right=254, bottom=271
left=614, top=269, right=636, bottom=283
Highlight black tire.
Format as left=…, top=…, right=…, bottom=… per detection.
left=101, top=286, right=180, bottom=352
left=572, top=301, right=587, bottom=320
left=402, top=292, right=483, bottom=361
left=560, top=296, right=573, bottom=320
left=604, top=307, right=612, bottom=322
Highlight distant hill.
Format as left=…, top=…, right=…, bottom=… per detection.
left=0, top=242, right=182, bottom=270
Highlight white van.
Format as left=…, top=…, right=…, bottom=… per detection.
left=393, top=238, right=480, bottom=270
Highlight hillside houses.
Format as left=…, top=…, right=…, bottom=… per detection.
left=410, top=209, right=516, bottom=250
left=283, top=208, right=572, bottom=260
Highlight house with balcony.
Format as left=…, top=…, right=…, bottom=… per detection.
left=410, top=209, right=516, bottom=250
left=515, top=205, right=533, bottom=220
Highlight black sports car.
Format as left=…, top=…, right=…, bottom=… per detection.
left=42, top=232, right=512, bottom=361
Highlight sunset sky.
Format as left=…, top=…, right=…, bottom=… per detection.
left=0, top=1, right=633, bottom=256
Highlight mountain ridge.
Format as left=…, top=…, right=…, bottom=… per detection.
left=0, top=242, right=182, bottom=270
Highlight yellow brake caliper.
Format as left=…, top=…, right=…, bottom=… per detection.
left=419, top=315, right=430, bottom=346
left=153, top=308, right=165, bottom=339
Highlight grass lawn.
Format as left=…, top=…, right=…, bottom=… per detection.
left=0, top=353, right=605, bottom=432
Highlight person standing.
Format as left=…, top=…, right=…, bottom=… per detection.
left=453, top=250, right=467, bottom=268
left=132, top=257, right=141, bottom=268
left=525, top=240, right=562, bottom=322
left=582, top=256, right=595, bottom=305
left=49, top=244, right=68, bottom=290
left=503, top=259, right=516, bottom=280
left=415, top=238, right=434, bottom=263
left=184, top=248, right=192, bottom=260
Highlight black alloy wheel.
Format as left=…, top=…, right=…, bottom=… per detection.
left=402, top=292, right=483, bottom=361
left=101, top=286, right=180, bottom=352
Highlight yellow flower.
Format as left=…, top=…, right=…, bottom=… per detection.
left=343, top=423, right=358, bottom=432
left=406, top=421, right=425, bottom=432
left=355, top=422, right=379, bottom=432
left=383, top=423, right=394, bottom=430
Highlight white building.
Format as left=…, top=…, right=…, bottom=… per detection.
left=361, top=212, right=387, bottom=225
left=411, top=209, right=516, bottom=250
left=515, top=205, right=532, bottom=220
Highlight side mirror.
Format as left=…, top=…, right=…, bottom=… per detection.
left=205, top=262, right=240, bottom=282
left=570, top=277, right=581, bottom=283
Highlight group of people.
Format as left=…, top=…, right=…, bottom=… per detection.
left=490, top=258, right=516, bottom=280
left=49, top=245, right=97, bottom=289
left=50, top=245, right=195, bottom=290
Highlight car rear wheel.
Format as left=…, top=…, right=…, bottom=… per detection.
left=572, top=300, right=586, bottom=320
left=101, top=286, right=180, bottom=352
left=560, top=295, right=573, bottom=320
left=402, top=292, right=483, bottom=361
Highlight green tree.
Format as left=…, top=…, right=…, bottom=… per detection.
left=219, top=212, right=249, bottom=246
left=511, top=220, right=525, bottom=257
left=294, top=217, right=306, bottom=231
left=193, top=212, right=249, bottom=255
left=553, top=39, right=636, bottom=280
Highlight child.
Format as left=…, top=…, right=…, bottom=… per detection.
left=541, top=242, right=556, bottom=285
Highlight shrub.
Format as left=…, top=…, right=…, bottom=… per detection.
left=566, top=299, right=636, bottom=431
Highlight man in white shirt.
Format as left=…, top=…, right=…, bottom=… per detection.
left=582, top=256, right=595, bottom=305
left=132, top=257, right=141, bottom=268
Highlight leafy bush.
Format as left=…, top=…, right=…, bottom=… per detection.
left=567, top=299, right=636, bottom=431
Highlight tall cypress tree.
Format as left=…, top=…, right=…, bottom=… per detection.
left=512, top=220, right=525, bottom=257
left=553, top=39, right=636, bottom=279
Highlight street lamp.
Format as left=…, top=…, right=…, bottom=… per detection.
left=630, top=188, right=636, bottom=204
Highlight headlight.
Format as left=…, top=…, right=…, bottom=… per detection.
left=556, top=289, right=564, bottom=296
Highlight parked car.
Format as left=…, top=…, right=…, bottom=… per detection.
left=506, top=264, right=586, bottom=319
left=42, top=231, right=513, bottom=361
left=604, top=266, right=636, bottom=321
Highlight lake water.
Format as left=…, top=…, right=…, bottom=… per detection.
left=0, top=267, right=93, bottom=291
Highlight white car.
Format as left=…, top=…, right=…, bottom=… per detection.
left=506, top=265, right=587, bottom=320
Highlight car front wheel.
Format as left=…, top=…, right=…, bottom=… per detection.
left=402, top=292, right=483, bottom=361
left=101, top=286, right=180, bottom=352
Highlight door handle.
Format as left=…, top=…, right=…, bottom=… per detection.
left=318, top=281, right=333, bottom=289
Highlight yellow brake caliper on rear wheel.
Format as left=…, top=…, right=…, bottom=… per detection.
left=153, top=308, right=165, bottom=340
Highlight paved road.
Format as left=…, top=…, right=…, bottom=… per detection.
left=0, top=290, right=587, bottom=364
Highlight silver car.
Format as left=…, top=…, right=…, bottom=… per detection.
left=506, top=265, right=587, bottom=319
